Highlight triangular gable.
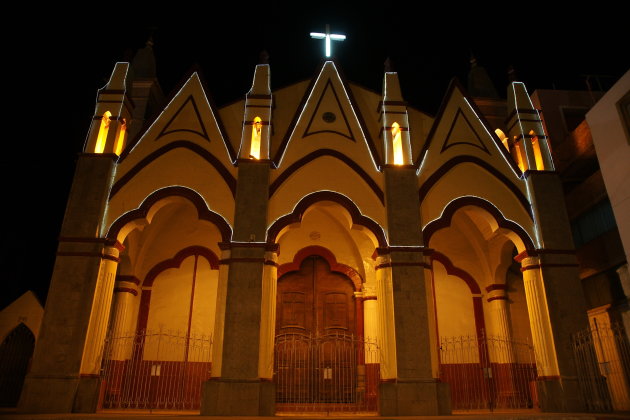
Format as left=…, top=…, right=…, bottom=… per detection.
left=115, top=72, right=237, bottom=186
left=440, top=108, right=489, bottom=154
left=273, top=61, right=381, bottom=182
left=303, top=79, right=354, bottom=140
left=417, top=79, right=528, bottom=211
left=159, top=96, right=209, bottom=140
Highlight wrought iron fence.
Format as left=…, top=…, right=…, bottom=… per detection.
left=439, top=333, right=537, bottom=410
left=274, top=332, right=380, bottom=413
left=100, top=329, right=212, bottom=410
left=572, top=321, right=630, bottom=412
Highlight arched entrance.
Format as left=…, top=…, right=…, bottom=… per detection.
left=424, top=198, right=537, bottom=410
left=268, top=193, right=384, bottom=414
left=0, top=324, right=35, bottom=407
left=100, top=188, right=230, bottom=411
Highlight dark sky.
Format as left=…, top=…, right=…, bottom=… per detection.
left=2, top=6, right=627, bottom=309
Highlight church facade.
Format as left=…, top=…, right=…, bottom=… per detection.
left=18, top=55, right=591, bottom=415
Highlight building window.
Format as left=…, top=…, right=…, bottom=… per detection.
left=571, top=199, right=617, bottom=247
left=391, top=122, right=403, bottom=165
left=94, top=111, right=111, bottom=154
left=250, top=116, right=262, bottom=159
left=113, top=118, right=126, bottom=156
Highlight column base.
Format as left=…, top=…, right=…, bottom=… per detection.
left=536, top=377, right=586, bottom=412
left=18, top=374, right=101, bottom=413
left=201, top=378, right=275, bottom=416
left=379, top=379, right=451, bottom=415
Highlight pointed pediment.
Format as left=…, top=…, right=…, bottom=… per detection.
left=159, top=96, right=209, bottom=140
left=417, top=80, right=525, bottom=205
left=274, top=61, right=380, bottom=171
left=113, top=72, right=237, bottom=202
left=303, top=79, right=354, bottom=141
left=441, top=108, right=489, bottom=154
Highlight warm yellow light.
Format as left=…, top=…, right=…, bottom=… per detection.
left=391, top=122, right=403, bottom=165
left=530, top=130, right=545, bottom=170
left=250, top=116, right=262, bottom=159
left=495, top=128, right=509, bottom=151
left=94, top=111, right=111, bottom=154
left=513, top=140, right=525, bottom=172
left=114, top=119, right=127, bottom=156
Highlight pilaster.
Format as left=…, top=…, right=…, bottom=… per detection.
left=19, top=153, right=118, bottom=413
left=201, top=158, right=275, bottom=415
left=379, top=165, right=450, bottom=415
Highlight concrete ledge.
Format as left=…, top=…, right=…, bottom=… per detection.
left=379, top=379, right=451, bottom=415
left=537, top=377, right=587, bottom=412
left=200, top=379, right=275, bottom=416
left=17, top=375, right=79, bottom=413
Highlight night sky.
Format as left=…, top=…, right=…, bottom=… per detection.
left=2, top=6, right=627, bottom=309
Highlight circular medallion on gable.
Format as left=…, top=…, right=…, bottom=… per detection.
left=322, top=112, right=336, bottom=123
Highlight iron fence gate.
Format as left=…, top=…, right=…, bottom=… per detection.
left=100, top=330, right=212, bottom=410
left=274, top=332, right=380, bottom=413
left=572, top=322, right=630, bottom=412
left=439, top=333, right=537, bottom=410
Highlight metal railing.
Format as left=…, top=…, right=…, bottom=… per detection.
left=439, top=333, right=537, bottom=410
left=100, top=329, right=212, bottom=410
left=274, top=332, right=380, bottom=414
left=572, top=321, right=630, bottom=412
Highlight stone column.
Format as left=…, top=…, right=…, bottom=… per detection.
left=108, top=276, right=140, bottom=360
left=201, top=160, right=274, bottom=416
left=258, top=247, right=278, bottom=380
left=362, top=285, right=378, bottom=342
left=374, top=254, right=397, bottom=381
left=524, top=171, right=589, bottom=411
left=485, top=284, right=515, bottom=361
left=379, top=166, right=450, bottom=415
left=18, top=154, right=117, bottom=413
left=520, top=256, right=560, bottom=378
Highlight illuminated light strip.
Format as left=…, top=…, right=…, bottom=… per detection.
left=463, top=97, right=522, bottom=179
left=416, top=150, right=429, bottom=176
left=104, top=185, right=234, bottom=240
left=265, top=189, right=388, bottom=244
left=277, top=62, right=380, bottom=171
left=421, top=194, right=536, bottom=247
left=524, top=180, right=543, bottom=248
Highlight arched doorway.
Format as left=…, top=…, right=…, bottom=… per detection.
left=424, top=198, right=537, bottom=410
left=0, top=324, right=35, bottom=407
left=276, top=255, right=356, bottom=337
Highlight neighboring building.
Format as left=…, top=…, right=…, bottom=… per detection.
left=530, top=71, right=630, bottom=410
left=17, top=44, right=600, bottom=416
left=0, top=291, right=43, bottom=407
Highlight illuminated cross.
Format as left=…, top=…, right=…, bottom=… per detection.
left=310, top=24, right=346, bottom=58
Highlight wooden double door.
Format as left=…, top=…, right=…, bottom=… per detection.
left=275, top=255, right=358, bottom=404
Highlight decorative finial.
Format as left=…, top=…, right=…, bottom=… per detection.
left=469, top=50, right=478, bottom=67
left=259, top=50, right=270, bottom=65
left=507, top=65, right=518, bottom=82
left=384, top=57, right=394, bottom=72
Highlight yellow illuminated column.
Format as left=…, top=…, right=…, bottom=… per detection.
left=486, top=286, right=515, bottom=360
left=211, top=247, right=231, bottom=377
left=107, top=277, right=139, bottom=360
left=375, top=254, right=397, bottom=380
left=362, top=285, right=378, bottom=341
left=520, top=256, right=559, bottom=378
left=258, top=248, right=278, bottom=379
left=79, top=245, right=120, bottom=375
